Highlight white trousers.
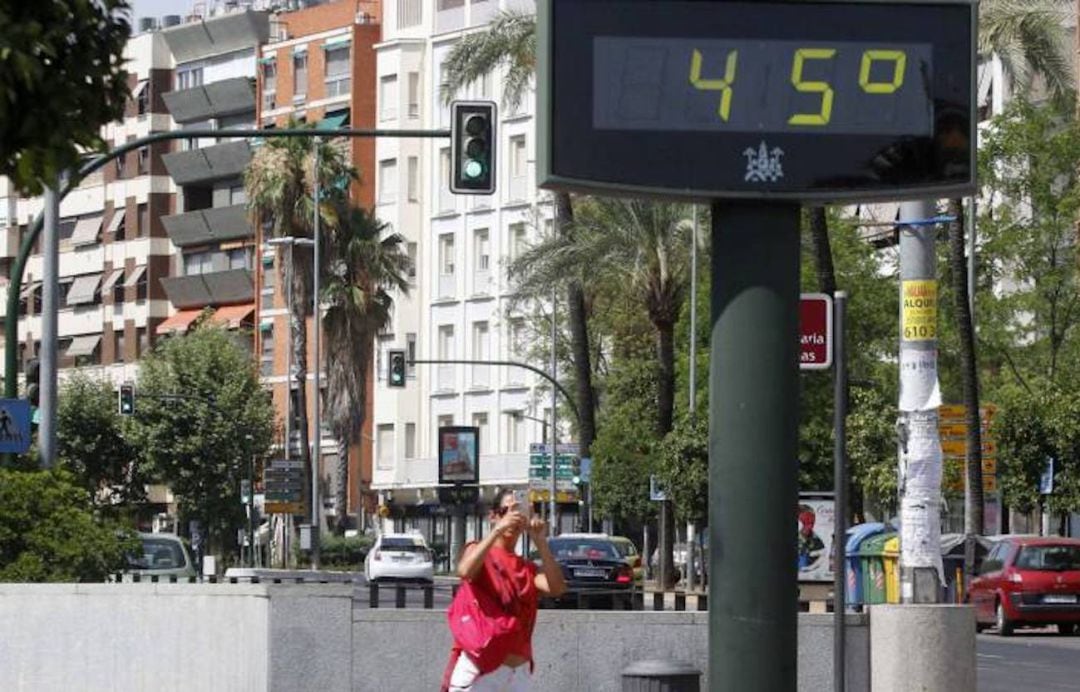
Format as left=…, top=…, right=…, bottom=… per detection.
left=448, top=654, right=531, bottom=692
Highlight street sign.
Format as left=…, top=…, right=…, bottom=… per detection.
left=529, top=443, right=580, bottom=456
left=579, top=457, right=592, bottom=484
left=799, top=294, right=833, bottom=370
left=264, top=459, right=304, bottom=514
left=650, top=475, right=667, bottom=502
left=528, top=489, right=579, bottom=504
left=438, top=485, right=480, bottom=505
left=538, top=0, right=975, bottom=203
left=0, top=398, right=31, bottom=453
left=1040, top=457, right=1054, bottom=495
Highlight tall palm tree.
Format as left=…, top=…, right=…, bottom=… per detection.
left=321, top=205, right=410, bottom=535
left=443, top=10, right=598, bottom=460
left=950, top=0, right=1075, bottom=549
left=245, top=125, right=352, bottom=520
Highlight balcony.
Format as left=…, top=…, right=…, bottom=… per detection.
left=162, top=77, right=255, bottom=124
left=161, top=268, right=254, bottom=309
left=162, top=140, right=252, bottom=186
left=161, top=204, right=252, bottom=247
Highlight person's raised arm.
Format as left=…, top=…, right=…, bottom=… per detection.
left=456, top=511, right=524, bottom=581
left=528, top=518, right=566, bottom=598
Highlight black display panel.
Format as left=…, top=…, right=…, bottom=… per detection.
left=538, top=0, right=975, bottom=202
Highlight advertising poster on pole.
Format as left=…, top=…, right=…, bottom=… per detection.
left=438, top=426, right=480, bottom=485
left=798, top=494, right=835, bottom=582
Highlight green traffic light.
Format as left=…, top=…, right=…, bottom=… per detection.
left=463, top=159, right=484, bottom=179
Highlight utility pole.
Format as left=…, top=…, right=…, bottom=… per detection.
left=897, top=200, right=944, bottom=604
left=550, top=285, right=558, bottom=534
left=311, top=137, right=323, bottom=570
left=39, top=176, right=61, bottom=468
left=687, top=204, right=698, bottom=593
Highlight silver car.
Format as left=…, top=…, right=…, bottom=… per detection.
left=123, top=532, right=197, bottom=581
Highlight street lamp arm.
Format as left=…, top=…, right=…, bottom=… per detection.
left=410, top=358, right=580, bottom=425
left=4, top=126, right=451, bottom=400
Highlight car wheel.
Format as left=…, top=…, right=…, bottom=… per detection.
left=995, top=601, right=1014, bottom=637
left=1057, top=623, right=1077, bottom=636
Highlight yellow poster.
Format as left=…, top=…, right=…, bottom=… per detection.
left=902, top=280, right=937, bottom=341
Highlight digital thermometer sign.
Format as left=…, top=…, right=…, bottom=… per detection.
left=537, top=0, right=975, bottom=202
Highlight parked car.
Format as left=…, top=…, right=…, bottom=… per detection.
left=651, top=542, right=707, bottom=583
left=969, top=536, right=1080, bottom=636
left=364, top=533, right=434, bottom=584
left=123, top=532, right=197, bottom=581
left=609, top=535, right=645, bottom=584
left=537, top=535, right=635, bottom=608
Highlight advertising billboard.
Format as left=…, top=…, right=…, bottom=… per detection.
left=438, top=426, right=480, bottom=485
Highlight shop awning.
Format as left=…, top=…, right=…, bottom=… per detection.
left=124, top=265, right=147, bottom=287
left=100, top=268, right=125, bottom=293
left=20, top=281, right=40, bottom=299
left=316, top=110, right=350, bottom=131
left=156, top=308, right=204, bottom=335
left=65, top=274, right=103, bottom=306
left=105, top=211, right=125, bottom=235
left=209, top=303, right=254, bottom=329
left=65, top=335, right=101, bottom=358
left=69, top=216, right=103, bottom=247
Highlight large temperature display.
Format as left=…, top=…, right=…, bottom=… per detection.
left=538, top=0, right=976, bottom=202
left=594, top=38, right=933, bottom=136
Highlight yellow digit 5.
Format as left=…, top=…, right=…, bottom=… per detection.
left=788, top=48, right=836, bottom=126
left=689, top=48, right=738, bottom=121
left=859, top=50, right=907, bottom=94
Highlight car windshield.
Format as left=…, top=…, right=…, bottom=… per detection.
left=611, top=541, right=637, bottom=558
left=1014, top=545, right=1080, bottom=571
left=381, top=538, right=426, bottom=553
left=549, top=539, right=620, bottom=560
left=128, top=538, right=186, bottom=570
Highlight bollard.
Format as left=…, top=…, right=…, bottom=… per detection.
left=370, top=582, right=380, bottom=609
left=696, top=593, right=707, bottom=611
left=674, top=592, right=686, bottom=611
left=423, top=584, right=434, bottom=609
left=633, top=591, right=645, bottom=611
left=395, top=584, right=407, bottom=609
left=870, top=604, right=975, bottom=692
left=652, top=592, right=664, bottom=611
left=622, top=659, right=701, bottom=692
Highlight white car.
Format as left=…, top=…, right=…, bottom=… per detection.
left=365, top=533, right=434, bottom=584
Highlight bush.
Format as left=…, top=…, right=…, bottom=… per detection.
left=319, top=535, right=374, bottom=570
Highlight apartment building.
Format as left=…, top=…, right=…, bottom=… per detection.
left=371, top=0, right=563, bottom=542
left=255, top=0, right=381, bottom=530
left=0, top=30, right=176, bottom=389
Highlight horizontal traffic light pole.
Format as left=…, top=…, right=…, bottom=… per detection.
left=4, top=127, right=451, bottom=401
left=408, top=358, right=579, bottom=425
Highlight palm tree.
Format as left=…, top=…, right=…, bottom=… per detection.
left=245, top=124, right=352, bottom=521
left=443, top=10, right=598, bottom=461
left=321, top=205, right=409, bottom=535
left=949, top=0, right=1075, bottom=550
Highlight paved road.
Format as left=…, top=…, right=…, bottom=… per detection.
left=978, top=628, right=1080, bottom=691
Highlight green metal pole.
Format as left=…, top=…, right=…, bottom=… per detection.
left=709, top=201, right=800, bottom=692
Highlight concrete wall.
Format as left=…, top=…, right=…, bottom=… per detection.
left=0, top=584, right=870, bottom=692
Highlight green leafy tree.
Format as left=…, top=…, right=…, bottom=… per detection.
left=656, top=414, right=708, bottom=526
left=322, top=206, right=409, bottom=534
left=57, top=372, right=145, bottom=513
left=129, top=326, right=274, bottom=557
left=246, top=126, right=353, bottom=503
left=0, top=0, right=132, bottom=194
left=443, top=10, right=598, bottom=460
left=0, top=468, right=135, bottom=581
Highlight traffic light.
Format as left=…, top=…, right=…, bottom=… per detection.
left=118, top=383, right=135, bottom=416
left=387, top=349, right=406, bottom=388
left=25, top=358, right=40, bottom=407
left=450, top=100, right=496, bottom=194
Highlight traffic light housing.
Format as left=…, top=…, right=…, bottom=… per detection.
left=118, top=383, right=135, bottom=416
left=450, top=100, right=496, bottom=194
left=25, top=358, right=40, bottom=407
left=387, top=349, right=407, bottom=388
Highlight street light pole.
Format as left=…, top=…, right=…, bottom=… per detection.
left=311, top=137, right=323, bottom=570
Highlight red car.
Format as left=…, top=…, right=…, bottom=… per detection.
left=969, top=536, right=1080, bottom=636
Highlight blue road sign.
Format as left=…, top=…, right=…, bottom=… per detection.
left=580, top=457, right=592, bottom=484
left=0, top=399, right=31, bottom=453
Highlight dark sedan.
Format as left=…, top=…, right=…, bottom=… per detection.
left=535, top=536, right=636, bottom=609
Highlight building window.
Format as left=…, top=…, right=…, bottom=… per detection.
left=135, top=269, right=148, bottom=302
left=407, top=72, right=420, bottom=118
left=378, top=159, right=397, bottom=204
left=406, top=332, right=417, bottom=377
left=472, top=321, right=489, bottom=360
left=113, top=330, right=125, bottom=364
left=293, top=52, right=308, bottom=100
left=509, top=318, right=525, bottom=357
left=438, top=0, right=465, bottom=9
left=407, top=156, right=419, bottom=201
left=438, top=233, right=455, bottom=275
left=116, top=155, right=125, bottom=179
left=472, top=412, right=488, bottom=448
left=176, top=66, right=203, bottom=90
left=474, top=228, right=490, bottom=272
left=376, top=424, right=395, bottom=470
left=260, top=325, right=274, bottom=376
left=404, top=422, right=416, bottom=459
left=437, top=414, right=454, bottom=430
left=228, top=247, right=251, bottom=271
left=137, top=148, right=149, bottom=175
left=138, top=203, right=149, bottom=237
left=262, top=256, right=276, bottom=292
left=508, top=223, right=527, bottom=262
left=230, top=185, right=246, bottom=205
left=184, top=250, right=213, bottom=276
left=509, top=135, right=527, bottom=191
left=508, top=413, right=526, bottom=453
left=325, top=45, right=351, bottom=98
left=406, top=242, right=417, bottom=279
left=136, top=82, right=150, bottom=116
left=136, top=327, right=148, bottom=358
left=437, top=325, right=454, bottom=359
left=262, top=61, right=276, bottom=111
left=379, top=75, right=398, bottom=121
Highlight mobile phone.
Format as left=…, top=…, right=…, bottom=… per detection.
left=513, top=490, right=531, bottom=518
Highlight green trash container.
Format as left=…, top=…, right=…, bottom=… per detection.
left=859, top=532, right=896, bottom=605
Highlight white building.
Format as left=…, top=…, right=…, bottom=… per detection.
left=371, top=0, right=564, bottom=540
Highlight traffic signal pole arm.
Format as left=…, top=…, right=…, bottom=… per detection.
left=3, top=127, right=450, bottom=401
left=409, top=358, right=579, bottom=425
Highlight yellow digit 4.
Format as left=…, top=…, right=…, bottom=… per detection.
left=788, top=48, right=836, bottom=126
left=689, top=48, right=738, bottom=122
left=859, top=50, right=907, bottom=94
